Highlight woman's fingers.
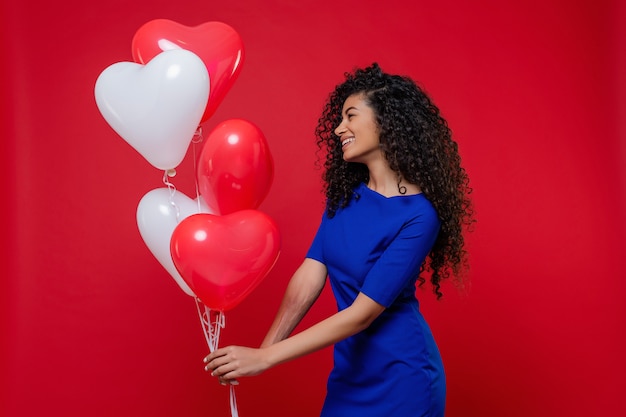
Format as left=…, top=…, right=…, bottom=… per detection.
left=202, top=345, right=266, bottom=382
left=207, top=359, right=234, bottom=376
left=203, top=346, right=243, bottom=385
left=204, top=346, right=230, bottom=364
left=204, top=355, right=240, bottom=385
left=203, top=346, right=234, bottom=372
left=204, top=355, right=234, bottom=375
left=218, top=376, right=239, bottom=386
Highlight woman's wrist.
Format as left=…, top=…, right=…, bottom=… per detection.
left=261, top=345, right=279, bottom=370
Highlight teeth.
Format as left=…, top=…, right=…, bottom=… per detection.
left=342, top=138, right=355, bottom=146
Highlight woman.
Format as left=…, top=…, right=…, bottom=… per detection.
left=205, top=63, right=474, bottom=416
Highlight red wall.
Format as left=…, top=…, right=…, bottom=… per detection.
left=2, top=0, right=625, bottom=416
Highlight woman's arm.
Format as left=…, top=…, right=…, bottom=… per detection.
left=260, top=258, right=328, bottom=347
left=206, top=258, right=327, bottom=385
left=204, top=291, right=385, bottom=381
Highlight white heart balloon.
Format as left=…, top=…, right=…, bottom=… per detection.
left=136, top=188, right=212, bottom=296
left=95, top=49, right=210, bottom=170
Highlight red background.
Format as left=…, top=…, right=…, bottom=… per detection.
left=2, top=0, right=625, bottom=416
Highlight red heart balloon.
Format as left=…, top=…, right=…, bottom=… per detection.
left=170, top=211, right=280, bottom=311
left=132, top=19, right=244, bottom=123
left=197, top=119, right=274, bottom=215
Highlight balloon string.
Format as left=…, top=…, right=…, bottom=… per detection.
left=230, top=385, right=240, bottom=417
left=194, top=299, right=239, bottom=417
left=194, top=298, right=223, bottom=352
left=196, top=297, right=239, bottom=417
left=162, top=169, right=177, bottom=192
left=163, top=170, right=181, bottom=222
left=191, top=126, right=204, bottom=213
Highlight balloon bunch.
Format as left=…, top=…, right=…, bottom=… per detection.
left=94, top=19, right=280, bottom=416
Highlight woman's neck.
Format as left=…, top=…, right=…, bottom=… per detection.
left=366, top=162, right=421, bottom=197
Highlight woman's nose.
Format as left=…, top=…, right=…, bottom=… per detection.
left=334, top=121, right=346, bottom=137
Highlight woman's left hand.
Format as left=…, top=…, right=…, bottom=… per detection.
left=204, top=345, right=269, bottom=383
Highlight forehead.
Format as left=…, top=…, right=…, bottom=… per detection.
left=341, top=93, right=368, bottom=112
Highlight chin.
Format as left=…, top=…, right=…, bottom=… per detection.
left=342, top=151, right=356, bottom=162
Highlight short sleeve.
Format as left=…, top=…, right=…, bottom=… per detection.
left=360, top=211, right=440, bottom=307
left=305, top=213, right=327, bottom=264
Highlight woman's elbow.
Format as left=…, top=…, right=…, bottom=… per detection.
left=349, top=295, right=385, bottom=331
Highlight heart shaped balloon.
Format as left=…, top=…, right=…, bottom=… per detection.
left=170, top=210, right=281, bottom=311
left=197, top=119, right=274, bottom=215
left=137, top=188, right=212, bottom=296
left=132, top=19, right=244, bottom=123
left=95, top=49, right=209, bottom=170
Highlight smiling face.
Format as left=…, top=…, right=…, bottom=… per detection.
left=334, top=93, right=382, bottom=164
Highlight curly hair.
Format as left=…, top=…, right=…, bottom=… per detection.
left=314, top=63, right=474, bottom=298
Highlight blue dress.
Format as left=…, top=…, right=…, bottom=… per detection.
left=306, top=183, right=446, bottom=417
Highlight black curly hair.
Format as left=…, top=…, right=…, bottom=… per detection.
left=314, top=63, right=474, bottom=298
